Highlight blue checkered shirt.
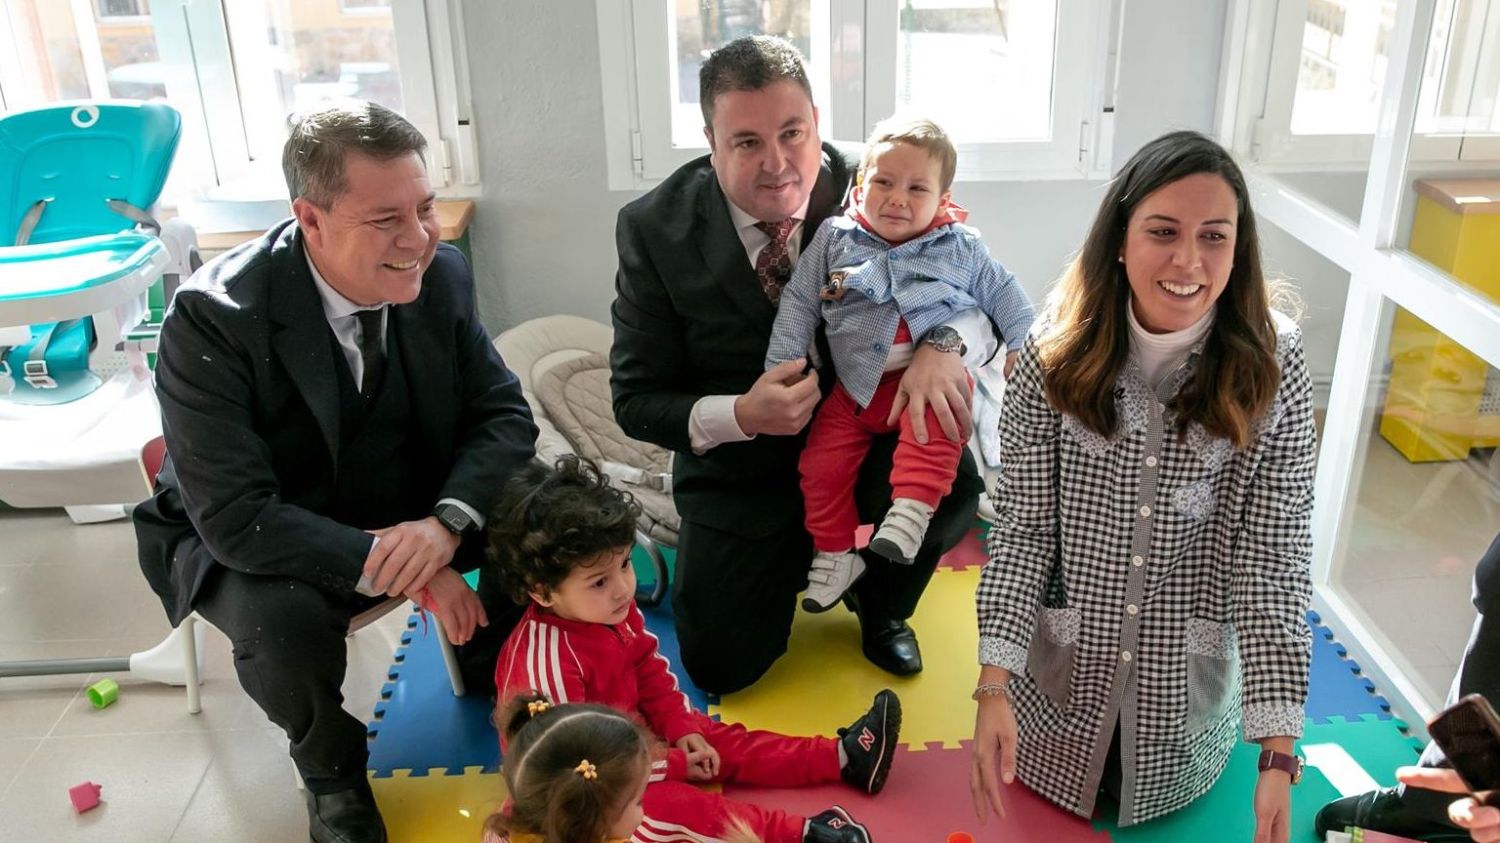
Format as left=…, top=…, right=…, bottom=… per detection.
left=765, top=215, right=1034, bottom=407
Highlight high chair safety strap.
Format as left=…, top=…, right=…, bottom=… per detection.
left=14, top=199, right=48, bottom=246
left=105, top=199, right=161, bottom=236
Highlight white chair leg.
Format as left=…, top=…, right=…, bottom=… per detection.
left=182, top=616, right=201, bottom=714
left=63, top=504, right=127, bottom=524
left=433, top=619, right=466, bottom=697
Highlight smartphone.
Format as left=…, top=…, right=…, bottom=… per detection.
left=1427, top=693, right=1500, bottom=792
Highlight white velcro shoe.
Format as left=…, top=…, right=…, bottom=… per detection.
left=868, top=498, right=936, bottom=565
left=802, top=550, right=866, bottom=613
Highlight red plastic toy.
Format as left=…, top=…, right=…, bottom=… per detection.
left=68, top=781, right=102, bottom=813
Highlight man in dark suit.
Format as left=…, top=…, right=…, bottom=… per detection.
left=1315, top=531, right=1500, bottom=842
left=610, top=36, right=993, bottom=695
left=133, top=102, right=536, bottom=843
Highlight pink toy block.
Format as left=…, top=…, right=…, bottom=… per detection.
left=68, top=781, right=102, bottom=813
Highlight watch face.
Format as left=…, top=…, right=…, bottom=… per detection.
left=924, top=326, right=962, bottom=353
left=437, top=506, right=471, bottom=534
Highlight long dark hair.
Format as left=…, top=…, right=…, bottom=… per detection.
left=1039, top=130, right=1282, bottom=448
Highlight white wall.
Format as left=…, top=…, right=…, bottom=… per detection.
left=460, top=0, right=1344, bottom=388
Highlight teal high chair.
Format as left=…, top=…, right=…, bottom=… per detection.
left=0, top=102, right=211, bottom=692
left=0, top=101, right=198, bottom=518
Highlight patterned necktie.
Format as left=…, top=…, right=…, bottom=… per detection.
left=754, top=218, right=798, bottom=305
left=354, top=308, right=385, bottom=394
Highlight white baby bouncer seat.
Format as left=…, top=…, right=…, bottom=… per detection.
left=494, top=314, right=678, bottom=605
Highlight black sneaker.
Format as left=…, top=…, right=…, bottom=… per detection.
left=803, top=806, right=872, bottom=843
left=838, top=689, right=901, bottom=795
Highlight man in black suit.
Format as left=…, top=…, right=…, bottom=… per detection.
left=133, top=102, right=536, bottom=843
left=610, top=36, right=993, bottom=694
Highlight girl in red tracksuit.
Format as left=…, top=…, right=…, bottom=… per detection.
left=486, top=456, right=900, bottom=843
left=483, top=692, right=764, bottom=843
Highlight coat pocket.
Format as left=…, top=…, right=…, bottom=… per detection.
left=1026, top=606, right=1080, bottom=710
left=1184, top=617, right=1239, bottom=734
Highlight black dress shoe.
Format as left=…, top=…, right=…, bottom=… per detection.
left=305, top=782, right=388, bottom=843
left=1314, top=787, right=1468, bottom=842
left=844, top=592, right=923, bottom=676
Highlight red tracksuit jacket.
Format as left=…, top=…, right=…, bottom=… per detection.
left=495, top=601, right=709, bottom=769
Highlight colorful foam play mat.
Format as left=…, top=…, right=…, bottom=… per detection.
left=364, top=527, right=1421, bottom=842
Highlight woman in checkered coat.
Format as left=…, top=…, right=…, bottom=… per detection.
left=969, top=131, right=1317, bottom=843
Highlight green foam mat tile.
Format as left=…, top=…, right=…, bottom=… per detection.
left=1094, top=715, right=1423, bottom=842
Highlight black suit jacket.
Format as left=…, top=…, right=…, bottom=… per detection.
left=134, top=219, right=537, bottom=625
left=611, top=142, right=869, bottom=537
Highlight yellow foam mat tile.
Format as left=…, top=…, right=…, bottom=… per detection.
left=370, top=767, right=506, bottom=842
left=709, top=566, right=979, bottom=751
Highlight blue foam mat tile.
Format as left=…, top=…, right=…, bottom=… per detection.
left=366, top=596, right=715, bottom=779
left=1305, top=610, right=1394, bottom=725
left=366, top=614, right=502, bottom=778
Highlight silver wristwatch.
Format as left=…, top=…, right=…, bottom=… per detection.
left=921, top=325, right=967, bottom=356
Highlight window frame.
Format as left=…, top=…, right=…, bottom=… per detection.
left=1224, top=0, right=1500, bottom=169
left=150, top=0, right=474, bottom=198
left=596, top=0, right=1118, bottom=191
left=1218, top=0, right=1500, bottom=727
left=0, top=0, right=481, bottom=205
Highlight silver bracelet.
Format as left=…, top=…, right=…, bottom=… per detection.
left=972, top=682, right=1011, bottom=701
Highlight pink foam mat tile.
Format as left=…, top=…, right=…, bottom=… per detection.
left=723, top=742, right=1110, bottom=843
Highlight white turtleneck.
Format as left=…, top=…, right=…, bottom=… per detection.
left=1127, top=299, right=1215, bottom=390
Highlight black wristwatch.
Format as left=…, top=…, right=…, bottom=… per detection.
left=432, top=502, right=476, bottom=536
left=921, top=325, right=967, bottom=356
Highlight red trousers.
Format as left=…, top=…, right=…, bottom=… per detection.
left=800, top=369, right=968, bottom=552
left=646, top=719, right=842, bottom=843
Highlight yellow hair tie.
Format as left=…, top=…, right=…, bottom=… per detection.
left=574, top=759, right=598, bottom=781
left=527, top=700, right=550, bottom=715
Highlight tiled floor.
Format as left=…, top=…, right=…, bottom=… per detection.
left=0, top=508, right=406, bottom=843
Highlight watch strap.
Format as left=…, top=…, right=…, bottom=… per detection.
left=1257, top=750, right=1303, bottom=784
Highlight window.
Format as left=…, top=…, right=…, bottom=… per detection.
left=598, top=0, right=1116, bottom=188
left=0, top=0, right=478, bottom=202
left=1226, top=0, right=1500, bottom=166
left=1216, top=0, right=1500, bottom=726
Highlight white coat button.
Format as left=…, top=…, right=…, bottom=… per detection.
left=1126, top=604, right=1139, bottom=616
left=1121, top=651, right=1133, bottom=663
left=1131, top=555, right=1144, bottom=566
left=1139, top=506, right=1152, bottom=518
left=1145, top=455, right=1158, bottom=467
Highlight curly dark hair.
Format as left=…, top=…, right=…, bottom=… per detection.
left=486, top=456, right=642, bottom=603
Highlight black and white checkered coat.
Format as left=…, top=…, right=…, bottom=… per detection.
left=977, top=312, right=1316, bottom=825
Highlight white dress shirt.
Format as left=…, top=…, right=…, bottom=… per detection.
left=687, top=197, right=1000, bottom=454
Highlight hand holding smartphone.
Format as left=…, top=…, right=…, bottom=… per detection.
left=1427, top=693, right=1500, bottom=798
